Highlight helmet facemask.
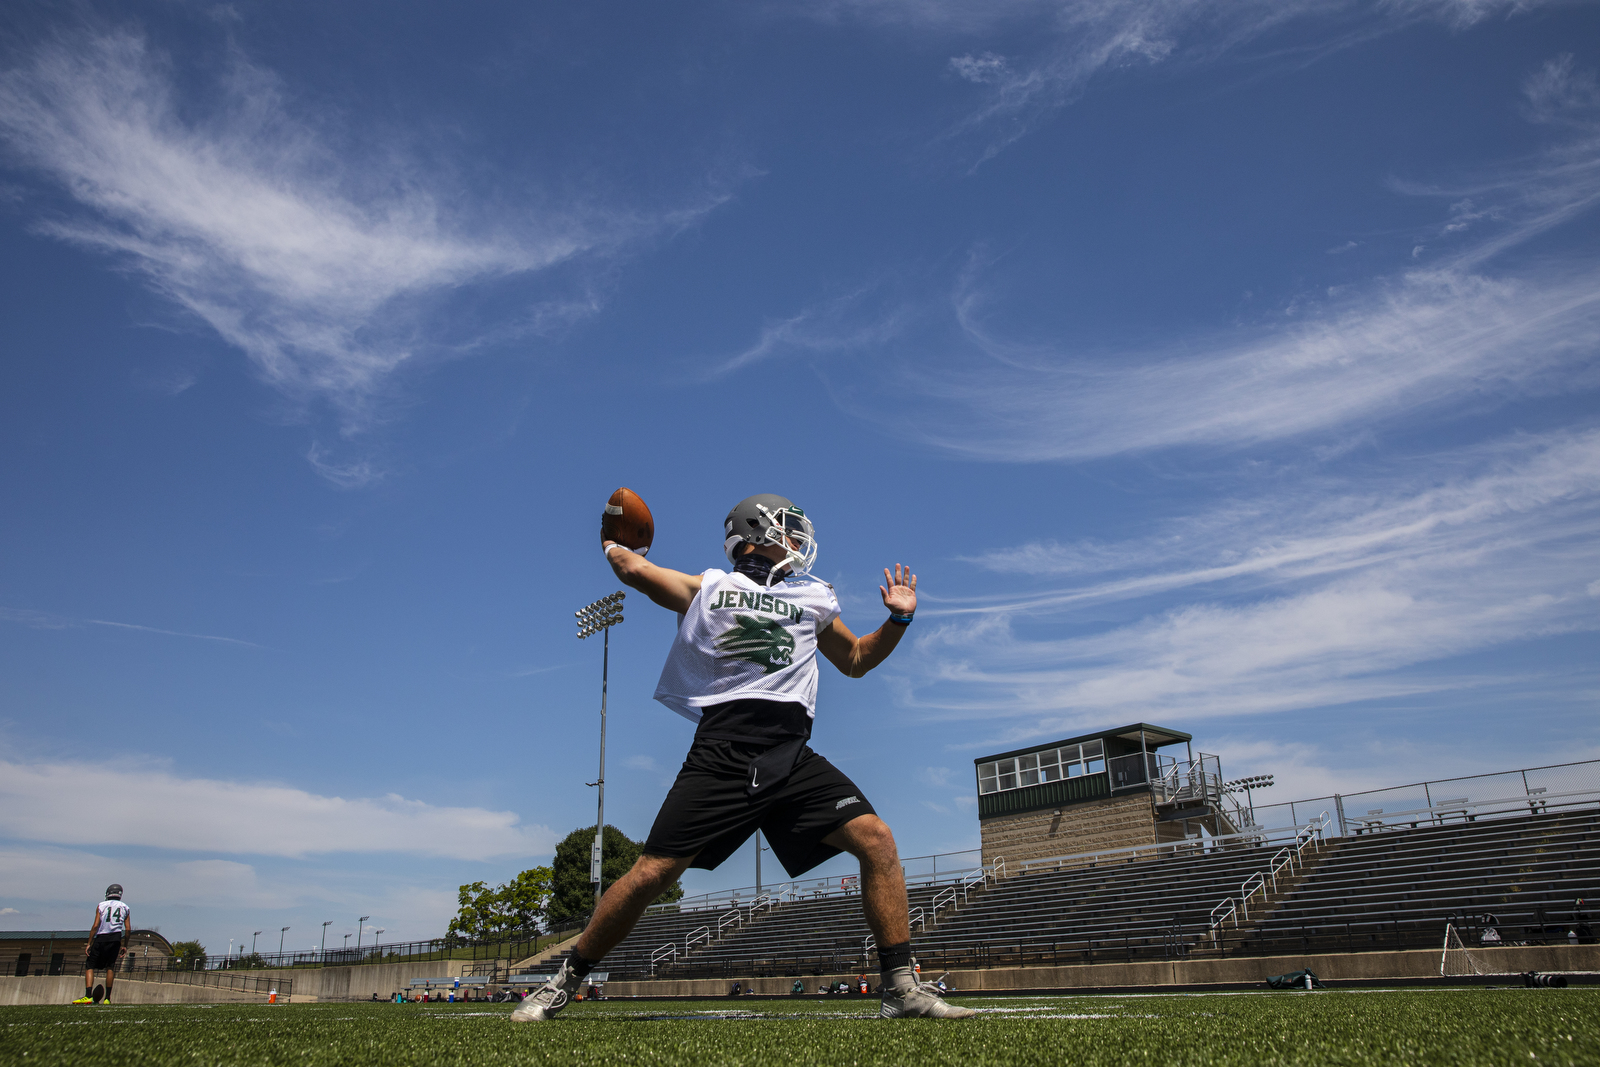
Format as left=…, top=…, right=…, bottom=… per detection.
left=723, top=501, right=818, bottom=586
left=759, top=503, right=817, bottom=581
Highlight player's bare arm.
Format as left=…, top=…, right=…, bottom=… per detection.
left=818, top=564, right=917, bottom=678
left=603, top=542, right=702, bottom=613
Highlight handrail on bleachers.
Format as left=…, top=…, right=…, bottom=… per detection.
left=1018, top=813, right=1328, bottom=876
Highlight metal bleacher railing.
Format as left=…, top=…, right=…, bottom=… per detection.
left=123, top=918, right=588, bottom=976
left=643, top=847, right=988, bottom=918
left=1245, top=757, right=1600, bottom=837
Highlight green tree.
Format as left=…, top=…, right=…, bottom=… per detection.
left=446, top=866, right=553, bottom=942
left=169, top=940, right=206, bottom=969
left=546, top=824, right=682, bottom=924
left=448, top=881, right=496, bottom=942
left=499, top=866, right=553, bottom=931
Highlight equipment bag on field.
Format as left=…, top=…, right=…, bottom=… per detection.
left=1266, top=969, right=1325, bottom=990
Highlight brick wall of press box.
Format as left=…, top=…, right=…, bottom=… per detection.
left=979, top=792, right=1159, bottom=868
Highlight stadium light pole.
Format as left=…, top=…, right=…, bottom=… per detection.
left=320, top=920, right=332, bottom=962
left=343, top=934, right=352, bottom=951
left=577, top=591, right=625, bottom=912
left=373, top=928, right=384, bottom=950
left=252, top=930, right=262, bottom=955
left=279, top=927, right=290, bottom=955
left=357, top=916, right=370, bottom=949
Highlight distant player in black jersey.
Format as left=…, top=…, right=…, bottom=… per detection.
left=75, top=884, right=130, bottom=1004
left=512, top=495, right=973, bottom=1022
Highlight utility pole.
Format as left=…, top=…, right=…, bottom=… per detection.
left=577, top=592, right=625, bottom=911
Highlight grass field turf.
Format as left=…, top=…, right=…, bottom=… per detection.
left=5, top=990, right=1598, bottom=1066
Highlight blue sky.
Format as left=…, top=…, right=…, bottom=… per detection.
left=2, top=0, right=1597, bottom=954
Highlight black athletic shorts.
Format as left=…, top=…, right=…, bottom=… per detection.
left=86, top=934, right=122, bottom=968
left=643, top=739, right=877, bottom=878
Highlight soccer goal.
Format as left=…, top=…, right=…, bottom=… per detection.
left=1440, top=923, right=1499, bottom=977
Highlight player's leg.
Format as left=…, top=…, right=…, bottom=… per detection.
left=820, top=815, right=910, bottom=947
left=512, top=852, right=695, bottom=1023
left=103, top=961, right=115, bottom=1002
left=771, top=758, right=973, bottom=1019
left=573, top=853, right=695, bottom=960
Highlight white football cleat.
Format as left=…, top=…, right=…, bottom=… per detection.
left=510, top=958, right=584, bottom=1023
left=878, top=968, right=976, bottom=1019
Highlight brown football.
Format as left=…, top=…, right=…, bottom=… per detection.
left=601, top=487, right=654, bottom=555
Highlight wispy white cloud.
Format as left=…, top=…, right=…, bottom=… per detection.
left=1523, top=52, right=1600, bottom=125
left=709, top=286, right=908, bottom=376
left=907, top=261, right=1599, bottom=462
left=903, top=429, right=1600, bottom=730
left=731, top=82, right=1600, bottom=462
left=0, top=29, right=723, bottom=481
left=809, top=0, right=1566, bottom=165
left=0, top=759, right=557, bottom=861
left=0, top=606, right=261, bottom=648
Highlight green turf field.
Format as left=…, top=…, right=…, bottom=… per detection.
left=6, top=990, right=1598, bottom=1066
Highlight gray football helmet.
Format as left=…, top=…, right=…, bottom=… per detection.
left=723, top=494, right=818, bottom=578
left=105, top=884, right=123, bottom=900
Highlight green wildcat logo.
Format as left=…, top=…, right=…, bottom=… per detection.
left=715, top=614, right=795, bottom=674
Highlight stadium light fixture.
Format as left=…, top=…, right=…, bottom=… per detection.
left=279, top=927, right=290, bottom=955
left=357, top=916, right=370, bottom=949
left=252, top=931, right=262, bottom=955
left=320, top=920, right=332, bottom=961
left=373, top=928, right=385, bottom=949
left=576, top=591, right=625, bottom=911
left=343, top=934, right=351, bottom=951
left=1223, top=774, right=1276, bottom=821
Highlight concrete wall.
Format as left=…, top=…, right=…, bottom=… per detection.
left=603, top=944, right=1600, bottom=998
left=981, top=792, right=1156, bottom=868
left=1, top=959, right=476, bottom=1006
left=0, top=976, right=270, bottom=1006
left=245, top=959, right=470, bottom=1002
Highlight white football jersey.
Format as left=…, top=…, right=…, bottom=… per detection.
left=96, top=899, right=130, bottom=935
left=653, top=569, right=841, bottom=723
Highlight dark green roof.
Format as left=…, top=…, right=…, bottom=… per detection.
left=0, top=930, right=89, bottom=939
left=974, top=722, right=1192, bottom=764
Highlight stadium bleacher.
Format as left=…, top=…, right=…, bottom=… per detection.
left=1240, top=808, right=1600, bottom=955
left=568, top=807, right=1598, bottom=981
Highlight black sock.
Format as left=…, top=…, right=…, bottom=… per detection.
left=566, top=951, right=596, bottom=979
left=877, top=941, right=912, bottom=976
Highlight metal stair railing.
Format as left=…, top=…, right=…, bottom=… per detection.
left=685, top=926, right=712, bottom=953
left=649, top=943, right=676, bottom=974
left=1207, top=813, right=1328, bottom=944
left=717, top=910, right=742, bottom=938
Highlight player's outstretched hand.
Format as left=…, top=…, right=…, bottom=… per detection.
left=880, top=564, right=917, bottom=616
